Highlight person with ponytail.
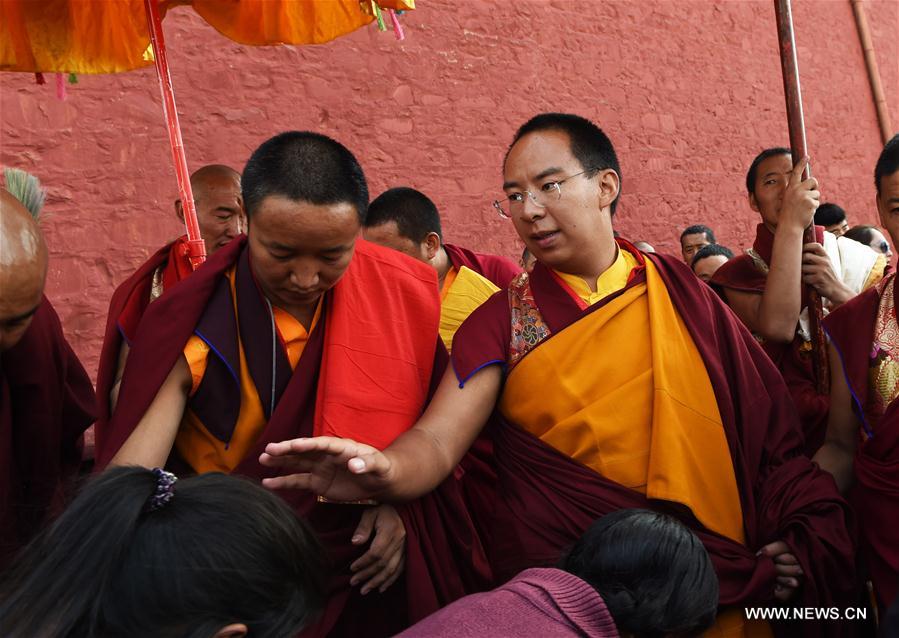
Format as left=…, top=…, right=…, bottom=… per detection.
left=0, top=466, right=326, bottom=638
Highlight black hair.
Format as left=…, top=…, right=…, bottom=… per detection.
left=242, top=131, right=369, bottom=222
left=559, top=509, right=718, bottom=638
left=365, top=187, right=443, bottom=242
left=508, top=113, right=622, bottom=215
left=0, top=467, right=326, bottom=638
left=746, top=147, right=791, bottom=195
left=691, top=243, right=734, bottom=267
left=843, top=224, right=878, bottom=246
left=813, top=202, right=847, bottom=227
left=680, top=224, right=716, bottom=244
left=875, top=134, right=899, bottom=195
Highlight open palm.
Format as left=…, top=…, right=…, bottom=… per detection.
left=259, top=436, right=393, bottom=502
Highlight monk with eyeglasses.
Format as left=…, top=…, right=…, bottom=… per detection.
left=262, top=113, right=859, bottom=637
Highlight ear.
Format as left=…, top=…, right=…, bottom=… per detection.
left=596, top=169, right=620, bottom=214
left=748, top=193, right=760, bottom=213
left=175, top=199, right=184, bottom=222
left=213, top=623, right=248, bottom=638
left=424, top=232, right=441, bottom=261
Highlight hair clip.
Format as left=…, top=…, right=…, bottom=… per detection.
left=144, top=468, right=178, bottom=513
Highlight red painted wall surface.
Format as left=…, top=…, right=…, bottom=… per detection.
left=1, top=0, right=897, bottom=380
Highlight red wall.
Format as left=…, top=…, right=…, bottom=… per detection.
left=1, top=0, right=897, bottom=380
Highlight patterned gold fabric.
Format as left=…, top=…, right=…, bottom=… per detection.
left=869, top=276, right=899, bottom=418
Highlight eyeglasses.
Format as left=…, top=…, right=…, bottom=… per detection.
left=492, top=168, right=595, bottom=219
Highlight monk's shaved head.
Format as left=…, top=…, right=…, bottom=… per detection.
left=176, top=164, right=244, bottom=254
left=0, top=189, right=49, bottom=351
left=191, top=164, right=240, bottom=191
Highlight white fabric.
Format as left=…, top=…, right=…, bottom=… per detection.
left=798, top=231, right=879, bottom=341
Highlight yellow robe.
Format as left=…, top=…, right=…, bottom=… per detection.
left=439, top=266, right=499, bottom=352
left=501, top=254, right=767, bottom=637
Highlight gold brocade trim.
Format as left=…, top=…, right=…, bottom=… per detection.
left=508, top=272, right=551, bottom=370
left=869, top=275, right=899, bottom=416
left=863, top=253, right=887, bottom=291
left=150, top=265, right=165, bottom=302
left=745, top=248, right=770, bottom=274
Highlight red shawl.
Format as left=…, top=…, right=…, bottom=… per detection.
left=444, top=243, right=521, bottom=289
left=453, top=248, right=858, bottom=637
left=94, top=235, right=192, bottom=455
left=710, top=224, right=829, bottom=455
left=824, top=274, right=899, bottom=608
left=95, top=237, right=490, bottom=636
left=0, top=297, right=95, bottom=568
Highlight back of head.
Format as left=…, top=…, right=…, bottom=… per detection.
left=680, top=224, right=716, bottom=244
left=509, top=113, right=622, bottom=214
left=875, top=133, right=899, bottom=194
left=242, top=131, right=369, bottom=222
left=0, top=189, right=49, bottom=351
left=559, top=509, right=718, bottom=638
left=366, top=187, right=443, bottom=242
left=813, top=202, right=846, bottom=227
left=0, top=189, right=48, bottom=272
left=843, top=224, right=876, bottom=246
left=746, top=147, right=791, bottom=195
left=692, top=243, right=734, bottom=267
left=0, top=467, right=326, bottom=638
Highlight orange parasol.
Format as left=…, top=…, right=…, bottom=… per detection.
left=0, top=0, right=414, bottom=266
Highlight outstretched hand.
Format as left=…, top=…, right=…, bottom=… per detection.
left=259, top=436, right=394, bottom=502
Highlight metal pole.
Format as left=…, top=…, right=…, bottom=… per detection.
left=143, top=0, right=206, bottom=269
left=773, top=0, right=829, bottom=395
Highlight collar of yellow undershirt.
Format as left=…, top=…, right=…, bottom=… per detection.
left=554, top=248, right=639, bottom=305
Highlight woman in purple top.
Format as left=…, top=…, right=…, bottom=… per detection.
left=396, top=509, right=718, bottom=638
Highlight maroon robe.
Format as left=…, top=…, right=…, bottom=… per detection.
left=94, top=235, right=194, bottom=455
left=711, top=224, right=830, bottom=455
left=0, top=297, right=95, bottom=568
left=452, top=245, right=859, bottom=637
left=95, top=237, right=490, bottom=637
left=441, top=242, right=518, bottom=552
left=824, top=274, right=899, bottom=609
left=444, top=242, right=521, bottom=289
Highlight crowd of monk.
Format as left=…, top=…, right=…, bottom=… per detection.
left=1, top=113, right=898, bottom=637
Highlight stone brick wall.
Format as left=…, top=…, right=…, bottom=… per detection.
left=1, top=0, right=896, bottom=379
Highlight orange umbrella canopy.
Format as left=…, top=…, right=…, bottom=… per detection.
left=0, top=0, right=415, bottom=74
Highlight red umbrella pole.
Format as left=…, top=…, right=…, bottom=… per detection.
left=144, top=0, right=206, bottom=269
left=773, top=0, right=829, bottom=395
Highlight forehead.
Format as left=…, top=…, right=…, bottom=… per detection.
left=880, top=171, right=899, bottom=198
left=504, top=130, right=577, bottom=178
left=364, top=220, right=409, bottom=243
left=697, top=254, right=728, bottom=267
left=194, top=176, right=241, bottom=200
left=682, top=233, right=709, bottom=245
left=0, top=270, right=44, bottom=320
left=251, top=195, right=359, bottom=247
left=756, top=154, right=792, bottom=180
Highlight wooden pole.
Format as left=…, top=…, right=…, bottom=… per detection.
left=851, top=0, right=893, bottom=145
left=144, top=0, right=206, bottom=269
left=773, top=0, right=829, bottom=395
